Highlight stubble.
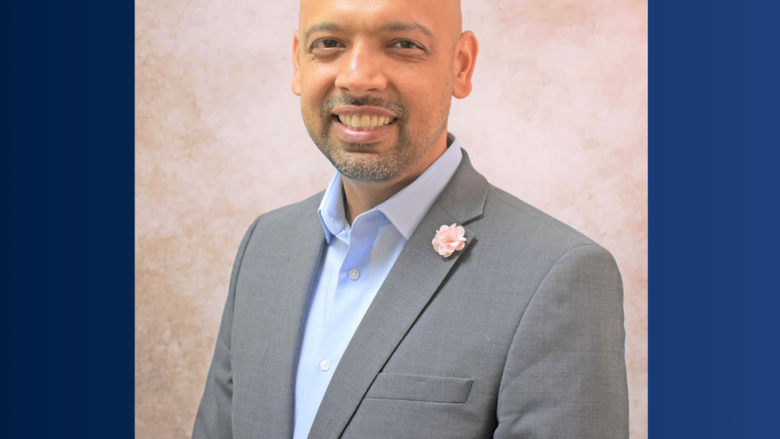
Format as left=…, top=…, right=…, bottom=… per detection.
left=302, top=94, right=449, bottom=182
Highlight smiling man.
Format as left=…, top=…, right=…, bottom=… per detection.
left=192, top=0, right=629, bottom=438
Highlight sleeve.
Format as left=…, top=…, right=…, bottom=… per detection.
left=493, top=244, right=629, bottom=439
left=192, top=216, right=262, bottom=439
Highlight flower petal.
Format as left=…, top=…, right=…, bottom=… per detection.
left=432, top=223, right=467, bottom=258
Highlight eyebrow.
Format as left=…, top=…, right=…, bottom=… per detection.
left=377, top=21, right=435, bottom=40
left=302, top=23, right=342, bottom=44
left=302, top=21, right=435, bottom=45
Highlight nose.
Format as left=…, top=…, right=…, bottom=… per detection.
left=334, top=42, right=387, bottom=95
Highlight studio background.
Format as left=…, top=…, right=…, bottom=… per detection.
left=135, top=0, right=647, bottom=437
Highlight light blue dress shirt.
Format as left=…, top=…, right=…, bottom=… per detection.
left=292, top=136, right=463, bottom=439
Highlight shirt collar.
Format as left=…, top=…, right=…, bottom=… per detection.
left=318, top=133, right=464, bottom=243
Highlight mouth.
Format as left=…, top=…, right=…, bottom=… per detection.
left=331, top=108, right=399, bottom=143
left=333, top=114, right=397, bottom=131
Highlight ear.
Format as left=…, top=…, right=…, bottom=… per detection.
left=291, top=30, right=302, bottom=96
left=452, top=31, right=479, bottom=99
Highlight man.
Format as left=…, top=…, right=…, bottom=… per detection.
left=193, top=0, right=628, bottom=438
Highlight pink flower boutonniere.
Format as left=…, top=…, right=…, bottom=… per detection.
left=432, top=223, right=467, bottom=258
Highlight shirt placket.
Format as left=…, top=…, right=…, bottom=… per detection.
left=315, top=214, right=381, bottom=377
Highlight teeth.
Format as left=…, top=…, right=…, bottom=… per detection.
left=338, top=114, right=394, bottom=130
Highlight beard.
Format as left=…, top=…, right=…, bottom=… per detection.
left=302, top=94, right=449, bottom=182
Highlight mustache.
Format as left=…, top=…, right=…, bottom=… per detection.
left=320, top=95, right=407, bottom=120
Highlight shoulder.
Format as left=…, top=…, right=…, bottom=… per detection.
left=231, top=190, right=325, bottom=257
left=229, top=190, right=326, bottom=272
left=481, top=183, right=599, bottom=250
left=250, top=190, right=325, bottom=231
left=462, top=182, right=621, bottom=287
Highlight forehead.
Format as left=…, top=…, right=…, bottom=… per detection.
left=299, top=0, right=452, bottom=37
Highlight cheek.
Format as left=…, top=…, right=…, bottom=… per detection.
left=396, top=63, right=451, bottom=99
left=300, top=63, right=338, bottom=98
left=300, top=66, right=341, bottom=122
left=397, top=72, right=451, bottom=124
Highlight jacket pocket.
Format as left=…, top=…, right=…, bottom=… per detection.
left=364, top=373, right=473, bottom=404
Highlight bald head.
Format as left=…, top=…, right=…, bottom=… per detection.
left=298, top=0, right=463, bottom=55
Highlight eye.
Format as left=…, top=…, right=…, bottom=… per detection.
left=392, top=40, right=423, bottom=50
left=311, top=39, right=342, bottom=50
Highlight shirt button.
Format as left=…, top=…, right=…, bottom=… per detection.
left=349, top=268, right=360, bottom=280
left=320, top=359, right=331, bottom=371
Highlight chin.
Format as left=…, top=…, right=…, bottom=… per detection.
left=329, top=153, right=404, bottom=183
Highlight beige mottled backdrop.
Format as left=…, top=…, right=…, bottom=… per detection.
left=135, top=0, right=647, bottom=437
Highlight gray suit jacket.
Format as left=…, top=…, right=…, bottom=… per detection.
left=193, top=150, right=629, bottom=438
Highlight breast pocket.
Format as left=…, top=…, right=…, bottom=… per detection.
left=364, top=373, right=474, bottom=404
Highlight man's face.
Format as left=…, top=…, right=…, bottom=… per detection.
left=293, top=0, right=460, bottom=182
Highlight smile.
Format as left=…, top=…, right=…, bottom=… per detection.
left=336, top=114, right=396, bottom=131
left=331, top=107, right=399, bottom=143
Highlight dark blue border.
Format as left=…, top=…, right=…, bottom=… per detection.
left=7, top=1, right=134, bottom=436
left=7, top=0, right=780, bottom=436
left=651, top=1, right=779, bottom=437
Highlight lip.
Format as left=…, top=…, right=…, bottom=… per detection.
left=333, top=116, right=397, bottom=143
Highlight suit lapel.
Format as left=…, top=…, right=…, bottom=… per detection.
left=307, top=151, right=489, bottom=439
left=243, top=204, right=327, bottom=439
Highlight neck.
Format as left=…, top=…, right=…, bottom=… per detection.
left=342, top=131, right=449, bottom=225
